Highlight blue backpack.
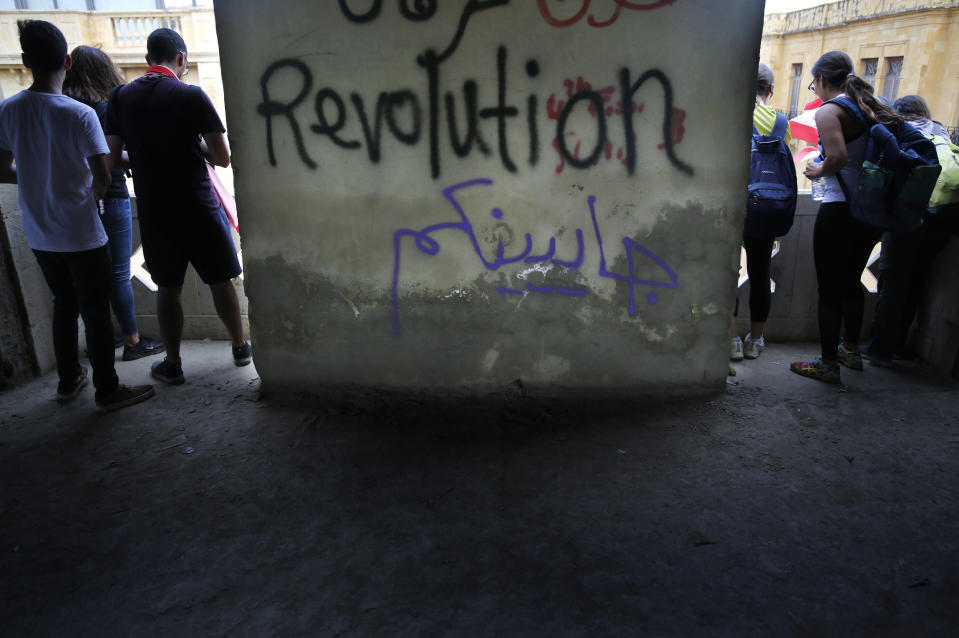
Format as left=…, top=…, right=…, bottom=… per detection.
left=745, top=113, right=797, bottom=238
left=827, top=96, right=941, bottom=232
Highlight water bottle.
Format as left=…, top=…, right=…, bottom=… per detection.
left=810, top=157, right=826, bottom=202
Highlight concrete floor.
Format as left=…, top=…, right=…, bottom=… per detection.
left=1, top=340, right=957, bottom=637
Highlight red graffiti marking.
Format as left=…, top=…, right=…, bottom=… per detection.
left=537, top=0, right=679, bottom=28
left=658, top=108, right=686, bottom=149
left=553, top=133, right=636, bottom=174
left=547, top=75, right=687, bottom=174
left=547, top=77, right=687, bottom=174
left=546, top=76, right=642, bottom=121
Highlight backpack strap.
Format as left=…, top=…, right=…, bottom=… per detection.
left=825, top=96, right=868, bottom=127
left=770, top=112, right=788, bottom=139
left=821, top=97, right=865, bottom=203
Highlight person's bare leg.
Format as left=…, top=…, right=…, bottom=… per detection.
left=157, top=286, right=183, bottom=362
left=209, top=280, right=245, bottom=348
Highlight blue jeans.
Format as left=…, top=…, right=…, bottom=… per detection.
left=101, top=197, right=138, bottom=336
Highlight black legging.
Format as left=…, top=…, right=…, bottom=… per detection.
left=813, top=202, right=882, bottom=360
left=735, top=236, right=775, bottom=323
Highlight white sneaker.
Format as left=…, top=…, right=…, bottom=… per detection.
left=730, top=337, right=744, bottom=361
left=744, top=333, right=765, bottom=359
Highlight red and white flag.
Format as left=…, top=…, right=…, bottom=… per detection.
left=789, top=98, right=822, bottom=146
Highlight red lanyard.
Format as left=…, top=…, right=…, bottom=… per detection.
left=145, top=65, right=177, bottom=79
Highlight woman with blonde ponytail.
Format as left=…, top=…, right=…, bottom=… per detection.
left=790, top=51, right=885, bottom=384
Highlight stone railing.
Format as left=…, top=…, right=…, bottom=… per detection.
left=737, top=193, right=879, bottom=342
left=108, top=13, right=185, bottom=48
left=2, top=185, right=957, bottom=380
left=0, top=187, right=247, bottom=378
left=764, top=0, right=957, bottom=35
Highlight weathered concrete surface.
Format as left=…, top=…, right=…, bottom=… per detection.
left=0, top=186, right=54, bottom=376
left=216, top=1, right=764, bottom=392
left=0, top=204, right=35, bottom=388
left=1, top=340, right=958, bottom=636
left=913, top=236, right=959, bottom=377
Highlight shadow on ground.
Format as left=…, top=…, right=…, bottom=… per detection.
left=1, top=340, right=957, bottom=636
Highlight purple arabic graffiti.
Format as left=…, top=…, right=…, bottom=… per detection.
left=390, top=178, right=678, bottom=336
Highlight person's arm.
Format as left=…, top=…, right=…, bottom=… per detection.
left=105, top=134, right=125, bottom=172
left=0, top=149, right=15, bottom=184
left=804, top=104, right=847, bottom=179
left=113, top=149, right=130, bottom=172
left=200, top=131, right=230, bottom=168
left=88, top=153, right=110, bottom=201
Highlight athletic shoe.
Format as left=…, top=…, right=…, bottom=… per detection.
left=96, top=383, right=155, bottom=412
left=151, top=358, right=185, bottom=385
left=837, top=343, right=863, bottom=370
left=730, top=337, right=744, bottom=361
left=862, top=348, right=893, bottom=368
left=233, top=341, right=252, bottom=367
left=56, top=367, right=88, bottom=402
left=790, top=357, right=840, bottom=384
left=744, top=333, right=765, bottom=359
left=122, top=336, right=165, bottom=361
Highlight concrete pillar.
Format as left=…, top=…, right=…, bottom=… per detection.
left=215, top=1, right=765, bottom=393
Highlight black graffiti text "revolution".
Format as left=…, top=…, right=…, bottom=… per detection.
left=257, top=47, right=692, bottom=179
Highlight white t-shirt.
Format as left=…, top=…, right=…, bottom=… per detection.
left=0, top=90, right=109, bottom=252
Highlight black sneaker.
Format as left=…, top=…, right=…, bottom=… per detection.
left=232, top=341, right=252, bottom=367
left=122, top=336, right=165, bottom=361
left=151, top=358, right=185, bottom=385
left=56, top=367, right=88, bottom=402
left=96, top=383, right=155, bottom=412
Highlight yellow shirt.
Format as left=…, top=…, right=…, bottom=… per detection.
left=753, top=102, right=792, bottom=144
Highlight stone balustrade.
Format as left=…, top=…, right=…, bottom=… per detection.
left=2, top=189, right=956, bottom=383
left=107, top=12, right=185, bottom=48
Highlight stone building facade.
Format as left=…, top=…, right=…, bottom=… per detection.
left=761, top=0, right=959, bottom=133
left=0, top=4, right=223, bottom=122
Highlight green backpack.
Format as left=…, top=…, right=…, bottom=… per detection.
left=928, top=134, right=959, bottom=212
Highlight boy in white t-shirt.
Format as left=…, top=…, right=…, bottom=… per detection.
left=0, top=20, right=153, bottom=411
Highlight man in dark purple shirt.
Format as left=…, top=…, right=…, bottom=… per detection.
left=105, top=28, right=251, bottom=385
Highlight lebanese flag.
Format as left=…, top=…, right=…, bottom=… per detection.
left=207, top=163, right=239, bottom=231
left=789, top=98, right=822, bottom=146
left=794, top=145, right=820, bottom=164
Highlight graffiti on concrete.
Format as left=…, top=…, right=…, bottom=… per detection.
left=391, top=178, right=678, bottom=335
left=537, top=0, right=679, bottom=28
left=338, top=0, right=510, bottom=62
left=547, top=75, right=686, bottom=174
left=257, top=54, right=692, bottom=179
left=254, top=4, right=692, bottom=338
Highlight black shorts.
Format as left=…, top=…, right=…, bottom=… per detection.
left=139, top=207, right=241, bottom=287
